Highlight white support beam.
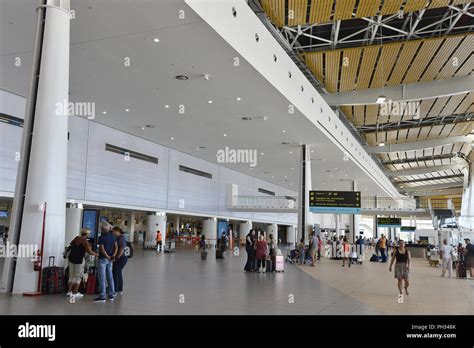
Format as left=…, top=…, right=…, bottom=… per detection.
left=366, top=135, right=474, bottom=153
left=402, top=182, right=464, bottom=192
left=386, top=163, right=466, bottom=177
left=323, top=75, right=473, bottom=106
left=412, top=188, right=464, bottom=197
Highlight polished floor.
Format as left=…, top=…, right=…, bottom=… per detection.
left=0, top=244, right=471, bottom=315
left=299, top=248, right=474, bottom=315
left=0, top=244, right=382, bottom=315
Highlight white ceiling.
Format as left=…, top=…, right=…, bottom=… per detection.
left=0, top=0, right=396, bottom=197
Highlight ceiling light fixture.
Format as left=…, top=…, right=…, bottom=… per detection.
left=165, top=105, right=170, bottom=108
left=171, top=137, right=174, bottom=140
left=208, top=100, right=213, bottom=104
left=102, top=111, right=107, bottom=114
left=223, top=133, right=227, bottom=137
left=203, top=74, right=211, bottom=80
left=236, top=97, right=241, bottom=101
left=154, top=38, right=160, bottom=43
left=376, top=95, right=386, bottom=104
left=289, top=151, right=293, bottom=154
left=125, top=108, right=130, bottom=112
left=282, top=130, right=286, bottom=133
left=175, top=75, right=189, bottom=81
left=378, top=143, right=385, bottom=147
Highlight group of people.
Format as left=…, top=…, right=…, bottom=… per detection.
left=244, top=229, right=277, bottom=272
left=439, top=238, right=474, bottom=279
left=295, top=232, right=322, bottom=266
left=66, top=221, right=129, bottom=302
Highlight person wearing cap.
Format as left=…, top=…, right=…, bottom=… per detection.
left=464, top=238, right=474, bottom=278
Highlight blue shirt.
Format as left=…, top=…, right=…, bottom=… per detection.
left=98, top=232, right=116, bottom=259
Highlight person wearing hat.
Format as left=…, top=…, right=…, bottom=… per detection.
left=464, top=238, right=474, bottom=279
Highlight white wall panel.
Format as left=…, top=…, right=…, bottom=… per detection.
left=167, top=149, right=219, bottom=214
left=253, top=177, right=279, bottom=222
left=66, top=116, right=88, bottom=199
left=85, top=122, right=169, bottom=209
left=277, top=186, right=298, bottom=224
left=217, top=166, right=254, bottom=220
left=0, top=123, right=21, bottom=194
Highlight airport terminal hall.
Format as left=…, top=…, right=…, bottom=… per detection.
left=0, top=0, right=474, bottom=334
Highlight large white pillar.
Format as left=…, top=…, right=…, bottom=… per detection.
left=287, top=225, right=296, bottom=245
left=203, top=218, right=218, bottom=247
left=65, top=205, right=82, bottom=246
left=298, top=144, right=313, bottom=243
left=128, top=213, right=135, bottom=243
left=266, top=223, right=278, bottom=244
left=239, top=221, right=252, bottom=245
left=335, top=214, right=340, bottom=238
left=460, top=161, right=473, bottom=231
left=11, top=1, right=71, bottom=293
left=146, top=213, right=167, bottom=244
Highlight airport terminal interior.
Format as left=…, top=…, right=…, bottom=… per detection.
left=0, top=0, right=473, bottom=315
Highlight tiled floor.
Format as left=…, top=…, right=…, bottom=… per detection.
left=0, top=244, right=382, bottom=315
left=298, top=248, right=474, bottom=315
left=1, top=245, right=470, bottom=315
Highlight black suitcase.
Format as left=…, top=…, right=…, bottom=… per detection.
left=266, top=259, right=273, bottom=272
left=41, top=256, right=65, bottom=294
left=216, top=249, right=224, bottom=259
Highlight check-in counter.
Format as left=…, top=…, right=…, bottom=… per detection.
left=406, top=244, right=427, bottom=258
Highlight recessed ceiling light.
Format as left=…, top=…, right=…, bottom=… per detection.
left=223, top=133, right=227, bottom=137
left=175, top=75, right=188, bottom=80
left=311, top=150, right=314, bottom=153
left=141, top=127, right=145, bottom=130
left=376, top=95, right=386, bottom=104
left=261, top=152, right=264, bottom=155
left=154, top=38, right=160, bottom=43
left=125, top=108, right=130, bottom=112
left=291, top=167, right=294, bottom=170
left=263, top=116, right=268, bottom=121
left=282, top=130, right=286, bottom=133
left=165, top=105, right=170, bottom=108
left=171, top=137, right=174, bottom=140
left=236, top=97, right=241, bottom=101
left=379, top=143, right=385, bottom=147
left=102, top=111, right=107, bottom=114
left=208, top=100, right=213, bottom=104
left=289, top=151, right=293, bottom=154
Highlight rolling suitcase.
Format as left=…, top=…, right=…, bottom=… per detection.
left=41, top=256, right=65, bottom=294
left=265, top=259, right=273, bottom=273
left=216, top=249, right=224, bottom=259
left=86, top=267, right=98, bottom=295
left=201, top=251, right=208, bottom=260
left=275, top=255, right=284, bottom=272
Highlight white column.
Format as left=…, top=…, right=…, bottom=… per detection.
left=203, top=219, right=218, bottom=248
left=287, top=225, right=296, bottom=246
left=460, top=162, right=473, bottom=231
left=11, top=1, right=71, bottom=293
left=298, top=145, right=313, bottom=243
left=175, top=215, right=180, bottom=234
left=335, top=214, right=340, bottom=238
left=239, top=222, right=252, bottom=245
left=128, top=213, right=135, bottom=243
left=65, top=205, right=82, bottom=246
left=146, top=213, right=166, bottom=244
left=266, top=223, right=278, bottom=244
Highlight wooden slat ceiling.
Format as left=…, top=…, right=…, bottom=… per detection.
left=260, top=0, right=472, bottom=27
left=301, top=33, right=473, bottom=93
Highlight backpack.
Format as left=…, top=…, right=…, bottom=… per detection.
left=124, top=241, right=134, bottom=258
left=370, top=254, right=380, bottom=262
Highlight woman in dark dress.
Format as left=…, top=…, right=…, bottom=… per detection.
left=244, top=229, right=256, bottom=272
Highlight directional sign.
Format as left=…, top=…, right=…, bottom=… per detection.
left=309, top=191, right=361, bottom=214
left=377, top=217, right=402, bottom=227
left=400, top=226, right=416, bottom=232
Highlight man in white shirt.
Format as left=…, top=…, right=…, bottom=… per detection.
left=440, top=239, right=453, bottom=278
